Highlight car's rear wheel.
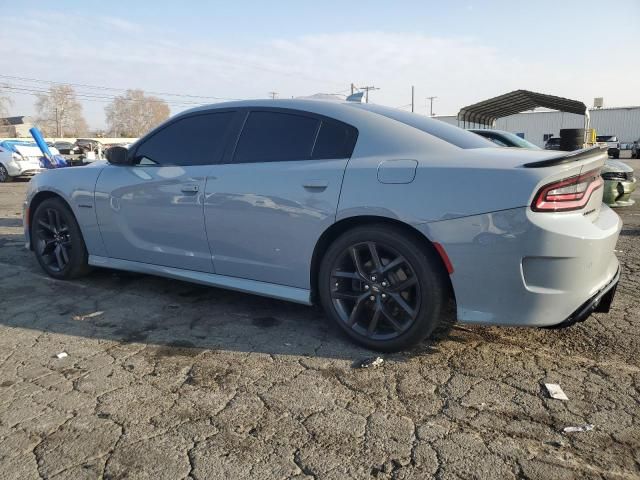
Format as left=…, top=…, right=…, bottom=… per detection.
left=319, top=225, right=449, bottom=352
left=0, top=165, right=12, bottom=183
left=32, top=198, right=90, bottom=280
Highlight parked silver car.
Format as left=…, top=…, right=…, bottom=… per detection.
left=23, top=100, right=621, bottom=351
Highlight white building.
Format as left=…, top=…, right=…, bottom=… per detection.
left=435, top=106, right=640, bottom=148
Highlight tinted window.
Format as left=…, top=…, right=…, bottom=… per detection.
left=351, top=103, right=493, bottom=149
left=234, top=111, right=319, bottom=163
left=134, top=112, right=235, bottom=166
left=312, top=120, right=358, bottom=159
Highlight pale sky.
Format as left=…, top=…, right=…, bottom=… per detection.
left=3, top=0, right=639, bottom=130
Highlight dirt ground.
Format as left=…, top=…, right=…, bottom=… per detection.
left=0, top=157, right=639, bottom=480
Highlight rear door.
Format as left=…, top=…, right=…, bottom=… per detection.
left=95, top=110, right=237, bottom=272
left=204, top=108, right=358, bottom=288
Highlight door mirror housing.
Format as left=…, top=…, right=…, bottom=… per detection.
left=106, top=146, right=132, bottom=165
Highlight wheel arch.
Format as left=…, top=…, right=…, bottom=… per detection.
left=310, top=215, right=455, bottom=304
left=27, top=191, right=73, bottom=250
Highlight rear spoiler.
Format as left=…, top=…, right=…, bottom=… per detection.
left=522, top=146, right=607, bottom=168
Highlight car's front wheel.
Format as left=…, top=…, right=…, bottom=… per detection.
left=31, top=198, right=90, bottom=280
left=319, top=225, right=449, bottom=352
left=0, top=164, right=12, bottom=183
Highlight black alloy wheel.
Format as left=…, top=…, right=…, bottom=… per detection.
left=32, top=198, right=90, bottom=279
left=330, top=241, right=420, bottom=341
left=319, top=225, right=449, bottom=352
left=35, top=207, right=72, bottom=272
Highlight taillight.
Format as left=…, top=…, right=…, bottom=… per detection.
left=531, top=168, right=603, bottom=212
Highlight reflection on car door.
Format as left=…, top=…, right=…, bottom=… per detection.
left=204, top=109, right=358, bottom=288
left=95, top=111, right=237, bottom=272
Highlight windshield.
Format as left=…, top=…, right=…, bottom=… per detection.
left=471, top=130, right=540, bottom=149
left=596, top=135, right=617, bottom=142
left=498, top=131, right=540, bottom=149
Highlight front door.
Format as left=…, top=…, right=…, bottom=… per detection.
left=95, top=110, right=238, bottom=272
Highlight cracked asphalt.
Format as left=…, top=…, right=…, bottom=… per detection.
left=0, top=158, right=639, bottom=480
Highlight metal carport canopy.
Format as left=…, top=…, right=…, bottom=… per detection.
left=457, top=89, right=587, bottom=127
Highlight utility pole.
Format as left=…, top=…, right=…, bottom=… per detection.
left=350, top=83, right=355, bottom=95
left=268, top=91, right=278, bottom=99
left=411, top=86, right=415, bottom=113
left=55, top=107, right=60, bottom=137
left=359, top=86, right=379, bottom=103
left=426, top=96, right=437, bottom=116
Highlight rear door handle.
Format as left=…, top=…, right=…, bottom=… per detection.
left=181, top=184, right=199, bottom=193
left=302, top=179, right=329, bottom=190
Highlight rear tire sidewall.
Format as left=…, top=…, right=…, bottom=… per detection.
left=319, top=225, right=449, bottom=352
left=32, top=198, right=90, bottom=280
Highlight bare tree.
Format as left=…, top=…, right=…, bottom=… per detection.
left=105, top=89, right=170, bottom=137
left=0, top=95, right=11, bottom=118
left=35, top=85, right=88, bottom=137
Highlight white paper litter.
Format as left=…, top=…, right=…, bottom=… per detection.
left=358, top=356, right=384, bottom=369
left=55, top=352, right=68, bottom=359
left=72, top=311, right=104, bottom=321
left=545, top=383, right=569, bottom=401
left=563, top=424, right=594, bottom=433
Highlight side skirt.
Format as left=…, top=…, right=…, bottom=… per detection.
left=88, top=255, right=312, bottom=305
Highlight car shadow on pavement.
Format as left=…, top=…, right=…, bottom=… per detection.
left=0, top=233, right=456, bottom=361
left=0, top=217, right=22, bottom=228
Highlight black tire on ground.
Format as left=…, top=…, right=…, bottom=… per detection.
left=318, top=224, right=450, bottom=352
left=31, top=197, right=91, bottom=280
left=613, top=153, right=620, bottom=159
left=0, top=164, right=13, bottom=183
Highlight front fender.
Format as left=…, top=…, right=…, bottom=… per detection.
left=24, top=164, right=108, bottom=256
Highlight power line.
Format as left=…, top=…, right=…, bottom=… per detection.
left=0, top=74, right=242, bottom=102
left=0, top=84, right=207, bottom=108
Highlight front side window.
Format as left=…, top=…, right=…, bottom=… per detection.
left=134, top=111, right=235, bottom=166
left=234, top=111, right=320, bottom=163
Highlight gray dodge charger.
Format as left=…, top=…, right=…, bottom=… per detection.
left=23, top=99, right=621, bottom=351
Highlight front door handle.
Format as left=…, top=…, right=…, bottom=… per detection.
left=302, top=179, right=329, bottom=190
left=181, top=184, right=199, bottom=193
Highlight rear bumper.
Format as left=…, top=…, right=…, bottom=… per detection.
left=418, top=205, right=622, bottom=327
left=5, top=161, right=45, bottom=177
left=554, top=267, right=619, bottom=327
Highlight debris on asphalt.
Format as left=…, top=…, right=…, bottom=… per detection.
left=72, top=311, right=104, bottom=321
left=544, top=383, right=569, bottom=400
left=563, top=424, right=594, bottom=433
left=55, top=352, right=68, bottom=359
left=357, top=356, right=384, bottom=369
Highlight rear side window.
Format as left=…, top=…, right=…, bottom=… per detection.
left=234, top=111, right=319, bottom=163
left=312, top=120, right=358, bottom=159
left=352, top=104, right=493, bottom=149
left=134, top=111, right=235, bottom=166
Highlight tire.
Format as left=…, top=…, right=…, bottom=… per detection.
left=613, top=153, right=620, bottom=159
left=318, top=224, right=449, bottom=352
left=559, top=128, right=585, bottom=151
left=0, top=164, right=13, bottom=183
left=31, top=198, right=90, bottom=280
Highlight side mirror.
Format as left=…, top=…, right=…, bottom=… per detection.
left=106, top=146, right=132, bottom=165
